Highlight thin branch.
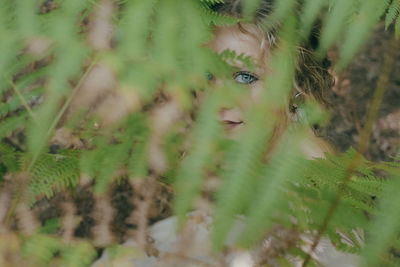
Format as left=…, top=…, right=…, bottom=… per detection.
left=8, top=79, right=37, bottom=123
left=302, top=35, right=399, bottom=267
left=27, top=57, right=97, bottom=172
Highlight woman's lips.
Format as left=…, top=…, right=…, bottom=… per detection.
left=223, top=120, right=244, bottom=131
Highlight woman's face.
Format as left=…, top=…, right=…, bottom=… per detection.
left=208, top=24, right=269, bottom=132
left=207, top=24, right=331, bottom=158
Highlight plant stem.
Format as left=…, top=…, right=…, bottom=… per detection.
left=5, top=58, right=97, bottom=226
left=8, top=79, right=37, bottom=123
left=27, top=57, right=97, bottom=172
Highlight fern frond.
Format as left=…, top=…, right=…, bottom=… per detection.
left=271, top=0, right=297, bottom=23
left=0, top=0, right=398, bottom=265
left=301, top=150, right=384, bottom=213
left=29, top=150, right=80, bottom=198
left=15, top=0, right=40, bottom=39
left=128, top=140, right=148, bottom=178
left=173, top=94, right=222, bottom=226
left=337, top=0, right=390, bottom=69
left=0, top=113, right=28, bottom=139
left=200, top=0, right=225, bottom=4
left=22, top=234, right=62, bottom=265
left=385, top=0, right=400, bottom=29
left=360, top=170, right=400, bottom=267
left=81, top=114, right=150, bottom=193
left=22, top=234, right=96, bottom=266
left=318, top=0, right=357, bottom=56
left=395, top=14, right=400, bottom=38
left=299, top=0, right=326, bottom=37
left=118, top=0, right=157, bottom=60
left=211, top=110, right=273, bottom=250
left=60, top=242, right=97, bottom=267
left=0, top=88, right=43, bottom=118
left=26, top=0, right=90, bottom=165
left=347, top=175, right=383, bottom=199
left=241, top=0, right=263, bottom=19
left=199, top=2, right=238, bottom=26
left=0, top=142, right=20, bottom=174
left=94, top=142, right=131, bottom=193
left=0, top=0, right=19, bottom=94
left=238, top=135, right=306, bottom=248
left=80, top=134, right=128, bottom=194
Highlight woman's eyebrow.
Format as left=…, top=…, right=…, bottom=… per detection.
left=226, top=59, right=260, bottom=72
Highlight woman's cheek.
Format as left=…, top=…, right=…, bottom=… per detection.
left=250, top=82, right=264, bottom=101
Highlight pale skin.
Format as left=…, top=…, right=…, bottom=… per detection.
left=208, top=24, right=333, bottom=159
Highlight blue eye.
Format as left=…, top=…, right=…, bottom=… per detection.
left=233, top=71, right=258, bottom=84
left=206, top=72, right=215, bottom=81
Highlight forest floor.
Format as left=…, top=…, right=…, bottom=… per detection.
left=325, top=22, right=400, bottom=162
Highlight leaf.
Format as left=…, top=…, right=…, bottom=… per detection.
left=173, top=94, right=221, bottom=226
left=318, top=0, right=357, bottom=56
left=337, top=0, right=390, bottom=70
left=239, top=133, right=306, bottom=247
left=30, top=150, right=80, bottom=198
left=360, top=170, right=400, bottom=267
left=299, top=0, right=326, bottom=37
left=385, top=0, right=400, bottom=29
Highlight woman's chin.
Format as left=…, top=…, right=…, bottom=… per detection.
left=223, top=122, right=245, bottom=138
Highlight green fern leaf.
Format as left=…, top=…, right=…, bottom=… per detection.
left=200, top=0, right=225, bottom=4
left=318, top=0, right=357, bottom=55
left=118, top=0, right=157, bottom=60
left=238, top=136, right=306, bottom=248
left=199, top=2, right=238, bottom=26
left=385, top=0, right=400, bottom=29
left=0, top=143, right=20, bottom=174
left=360, top=169, right=400, bottom=267
left=299, top=0, right=326, bottom=37
left=0, top=113, right=28, bottom=139
left=337, top=0, right=390, bottom=69
left=211, top=111, right=273, bottom=250
left=395, top=15, right=400, bottom=39
left=30, top=150, right=80, bottom=198
left=173, top=94, right=222, bottom=226
left=22, top=234, right=62, bottom=265
left=15, top=0, right=40, bottom=39
left=60, top=242, right=97, bottom=267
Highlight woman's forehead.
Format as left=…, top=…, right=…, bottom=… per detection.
left=208, top=24, right=266, bottom=67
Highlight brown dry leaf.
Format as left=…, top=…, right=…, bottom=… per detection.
left=0, top=182, right=13, bottom=233
left=148, top=100, right=182, bottom=174
left=0, top=233, right=25, bottom=267
left=67, top=0, right=142, bottom=127
left=51, top=127, right=83, bottom=148
left=61, top=201, right=79, bottom=243
left=16, top=201, right=39, bottom=235
left=92, top=194, right=115, bottom=247
left=127, top=177, right=156, bottom=249
left=25, top=36, right=52, bottom=56
left=69, top=63, right=116, bottom=114
left=376, top=108, right=400, bottom=131
left=68, top=62, right=141, bottom=127
left=95, top=87, right=141, bottom=125
left=14, top=173, right=39, bottom=235
left=87, top=0, right=114, bottom=50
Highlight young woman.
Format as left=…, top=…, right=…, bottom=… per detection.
left=207, top=0, right=334, bottom=158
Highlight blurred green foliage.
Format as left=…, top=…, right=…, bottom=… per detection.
left=0, top=0, right=399, bottom=266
